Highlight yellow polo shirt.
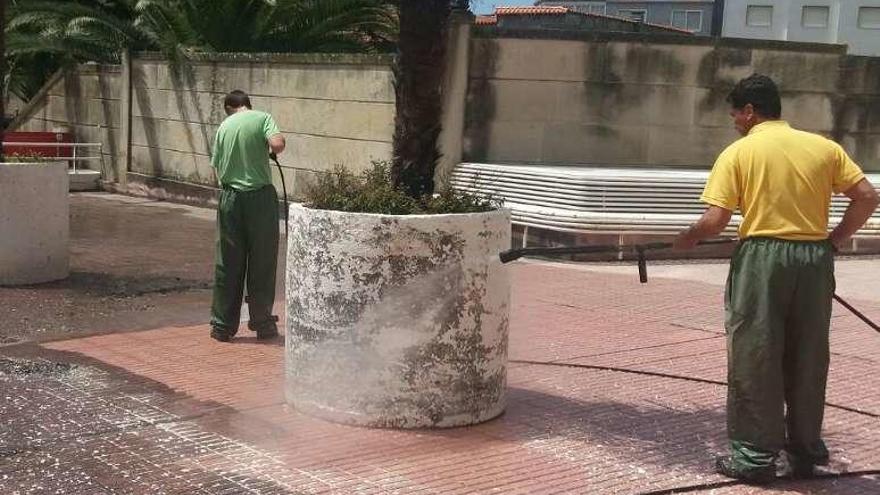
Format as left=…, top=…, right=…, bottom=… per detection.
left=701, top=121, right=865, bottom=240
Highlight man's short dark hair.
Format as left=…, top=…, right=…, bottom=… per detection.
left=224, top=90, right=252, bottom=110
left=726, top=74, right=782, bottom=119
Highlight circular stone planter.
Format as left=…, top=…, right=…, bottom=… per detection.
left=0, top=162, right=69, bottom=285
left=285, top=204, right=511, bottom=428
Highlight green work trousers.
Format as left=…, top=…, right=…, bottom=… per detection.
left=210, top=185, right=279, bottom=335
left=725, top=237, right=835, bottom=473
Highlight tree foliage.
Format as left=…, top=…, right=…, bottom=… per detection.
left=4, top=0, right=398, bottom=99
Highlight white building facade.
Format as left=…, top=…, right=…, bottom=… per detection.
left=722, top=0, right=880, bottom=56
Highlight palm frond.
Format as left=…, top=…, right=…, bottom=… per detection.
left=5, top=0, right=401, bottom=104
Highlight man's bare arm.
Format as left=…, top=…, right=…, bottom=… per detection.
left=673, top=206, right=734, bottom=250
left=269, top=133, right=286, bottom=155
left=830, top=179, right=880, bottom=249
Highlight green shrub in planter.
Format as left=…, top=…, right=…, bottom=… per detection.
left=305, top=161, right=500, bottom=215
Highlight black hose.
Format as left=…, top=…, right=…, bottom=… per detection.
left=509, top=359, right=880, bottom=419
left=510, top=358, right=880, bottom=493
left=635, top=470, right=880, bottom=495
left=500, top=238, right=880, bottom=333
left=502, top=238, right=880, bottom=492
left=834, top=294, right=880, bottom=333
left=269, top=153, right=289, bottom=238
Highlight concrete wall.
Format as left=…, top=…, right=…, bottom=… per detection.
left=13, top=53, right=395, bottom=201
left=14, top=65, right=122, bottom=178
left=722, top=0, right=880, bottom=56
left=464, top=30, right=880, bottom=172
left=11, top=30, right=880, bottom=196
left=130, top=53, right=395, bottom=199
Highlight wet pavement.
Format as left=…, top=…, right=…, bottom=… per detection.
left=0, top=193, right=284, bottom=344
left=1, top=193, right=879, bottom=494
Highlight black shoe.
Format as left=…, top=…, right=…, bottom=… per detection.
left=715, top=456, right=775, bottom=485
left=210, top=327, right=233, bottom=342
left=781, top=453, right=818, bottom=479
left=249, top=316, right=279, bottom=340
left=790, top=462, right=815, bottom=479
left=256, top=328, right=279, bottom=340
left=782, top=446, right=827, bottom=477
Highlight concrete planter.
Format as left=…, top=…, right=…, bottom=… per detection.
left=285, top=204, right=511, bottom=428
left=0, top=162, right=69, bottom=285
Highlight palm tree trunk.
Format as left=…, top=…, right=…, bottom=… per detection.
left=1, top=0, right=6, bottom=161
left=391, top=0, right=452, bottom=199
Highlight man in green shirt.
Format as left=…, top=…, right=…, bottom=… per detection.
left=209, top=90, right=286, bottom=342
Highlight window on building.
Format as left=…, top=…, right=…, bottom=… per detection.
left=802, top=6, right=830, bottom=28
left=746, top=5, right=773, bottom=27
left=619, top=9, right=647, bottom=23
left=671, top=10, right=703, bottom=32
left=587, top=3, right=607, bottom=15
left=569, top=2, right=607, bottom=15
left=858, top=7, right=880, bottom=29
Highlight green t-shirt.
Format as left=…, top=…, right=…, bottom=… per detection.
left=211, top=110, right=281, bottom=191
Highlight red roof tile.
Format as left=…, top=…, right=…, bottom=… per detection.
left=495, top=6, right=569, bottom=16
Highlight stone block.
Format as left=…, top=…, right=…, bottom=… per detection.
left=463, top=121, right=545, bottom=164
left=0, top=162, right=69, bottom=284
left=471, top=37, right=607, bottom=82
left=130, top=145, right=200, bottom=182
left=266, top=97, right=394, bottom=141
left=133, top=87, right=224, bottom=125
left=282, top=133, right=392, bottom=174
left=263, top=64, right=395, bottom=103
left=541, top=122, right=649, bottom=165
left=485, top=79, right=561, bottom=123
left=750, top=49, right=840, bottom=93
left=607, top=42, right=714, bottom=87
left=131, top=118, right=215, bottom=156
left=782, top=92, right=835, bottom=133
left=646, top=126, right=738, bottom=167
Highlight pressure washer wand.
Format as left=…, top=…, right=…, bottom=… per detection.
left=499, top=237, right=880, bottom=333
left=498, top=238, right=736, bottom=264
left=269, top=152, right=289, bottom=238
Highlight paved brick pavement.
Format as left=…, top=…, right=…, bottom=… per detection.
left=2, top=194, right=879, bottom=494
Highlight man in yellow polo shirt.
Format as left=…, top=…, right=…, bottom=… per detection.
left=674, top=74, right=879, bottom=483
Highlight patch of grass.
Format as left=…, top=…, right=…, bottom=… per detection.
left=305, top=161, right=501, bottom=215
left=3, top=152, right=54, bottom=163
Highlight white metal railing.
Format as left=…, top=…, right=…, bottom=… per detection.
left=451, top=163, right=880, bottom=238
left=2, top=142, right=105, bottom=174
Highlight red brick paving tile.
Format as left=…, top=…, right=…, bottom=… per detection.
left=4, top=262, right=878, bottom=494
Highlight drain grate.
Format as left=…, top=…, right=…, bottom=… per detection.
left=0, top=447, right=23, bottom=459
left=0, top=358, right=76, bottom=376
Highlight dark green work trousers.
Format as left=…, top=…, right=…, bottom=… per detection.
left=725, top=237, right=835, bottom=473
left=210, top=185, right=279, bottom=335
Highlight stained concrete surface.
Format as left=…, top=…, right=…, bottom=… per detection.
left=0, top=193, right=285, bottom=345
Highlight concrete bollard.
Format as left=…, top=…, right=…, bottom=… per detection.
left=0, top=162, right=69, bottom=285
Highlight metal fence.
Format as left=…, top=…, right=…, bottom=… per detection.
left=2, top=142, right=105, bottom=175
